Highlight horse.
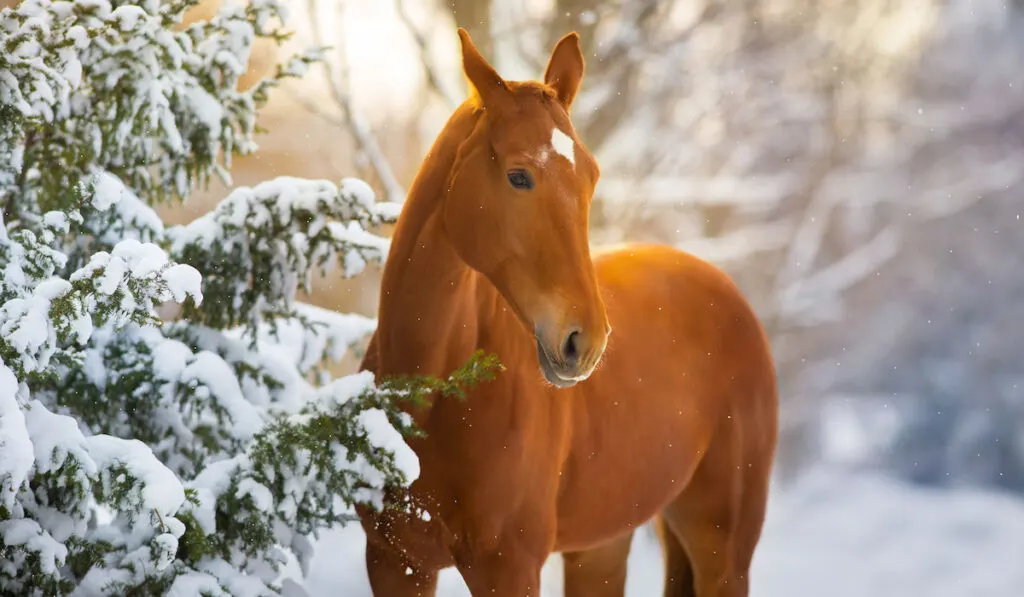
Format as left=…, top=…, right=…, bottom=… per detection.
left=355, top=27, right=779, bottom=597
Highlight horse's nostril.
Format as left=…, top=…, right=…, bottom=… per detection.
left=562, top=329, right=581, bottom=366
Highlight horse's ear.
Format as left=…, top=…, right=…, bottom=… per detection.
left=458, top=27, right=510, bottom=109
left=543, top=32, right=584, bottom=110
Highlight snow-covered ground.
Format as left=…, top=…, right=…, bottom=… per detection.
left=304, top=468, right=1024, bottom=596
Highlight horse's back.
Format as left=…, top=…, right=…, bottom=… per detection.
left=593, top=243, right=750, bottom=311
left=592, top=243, right=772, bottom=371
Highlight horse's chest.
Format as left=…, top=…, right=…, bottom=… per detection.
left=416, top=381, right=570, bottom=507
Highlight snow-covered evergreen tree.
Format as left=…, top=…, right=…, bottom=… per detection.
left=0, top=1, right=499, bottom=595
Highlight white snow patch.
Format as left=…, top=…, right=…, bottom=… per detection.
left=110, top=5, right=147, bottom=32
left=0, top=278, right=73, bottom=373
left=86, top=435, right=186, bottom=518
left=188, top=455, right=248, bottom=535
left=339, top=177, right=377, bottom=211
left=24, top=400, right=93, bottom=477
left=236, top=478, right=274, bottom=514
left=162, top=263, right=203, bottom=305
left=163, top=571, right=230, bottom=597
left=321, top=370, right=378, bottom=407
left=152, top=532, right=179, bottom=571
left=0, top=518, right=68, bottom=575
left=356, top=408, right=419, bottom=484
left=0, top=361, right=32, bottom=508
left=240, top=301, right=377, bottom=375
left=86, top=170, right=130, bottom=212
left=180, top=351, right=264, bottom=440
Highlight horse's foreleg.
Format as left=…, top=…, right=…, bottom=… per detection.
left=365, top=541, right=439, bottom=597
left=452, top=541, right=547, bottom=597
left=561, top=530, right=634, bottom=597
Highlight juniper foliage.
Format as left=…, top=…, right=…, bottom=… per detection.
left=0, top=1, right=501, bottom=595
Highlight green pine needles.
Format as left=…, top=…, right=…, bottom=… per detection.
left=0, top=1, right=501, bottom=595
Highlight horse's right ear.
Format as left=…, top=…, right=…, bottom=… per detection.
left=458, top=28, right=510, bottom=109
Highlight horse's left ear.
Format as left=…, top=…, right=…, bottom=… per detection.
left=543, top=32, right=585, bottom=110
left=458, top=27, right=511, bottom=109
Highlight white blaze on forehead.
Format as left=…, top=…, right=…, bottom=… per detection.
left=550, top=127, right=576, bottom=168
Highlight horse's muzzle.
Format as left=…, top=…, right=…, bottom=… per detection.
left=535, top=336, right=584, bottom=388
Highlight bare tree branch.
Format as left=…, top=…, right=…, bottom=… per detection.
left=778, top=224, right=901, bottom=326
left=305, top=0, right=407, bottom=205
left=395, top=0, right=460, bottom=109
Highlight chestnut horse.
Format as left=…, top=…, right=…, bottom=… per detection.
left=355, top=28, right=778, bottom=597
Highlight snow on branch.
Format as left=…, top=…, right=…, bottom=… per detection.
left=0, top=359, right=32, bottom=509
left=233, top=300, right=378, bottom=382
left=177, top=350, right=503, bottom=578
left=169, top=176, right=399, bottom=333
left=0, top=239, right=201, bottom=378
left=2, top=397, right=192, bottom=594
left=0, top=0, right=316, bottom=214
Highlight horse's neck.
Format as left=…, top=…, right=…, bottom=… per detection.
left=375, top=104, right=490, bottom=378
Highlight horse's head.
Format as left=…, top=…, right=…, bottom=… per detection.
left=443, top=28, right=610, bottom=388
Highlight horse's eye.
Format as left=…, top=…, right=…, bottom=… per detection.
left=507, top=169, right=534, bottom=190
